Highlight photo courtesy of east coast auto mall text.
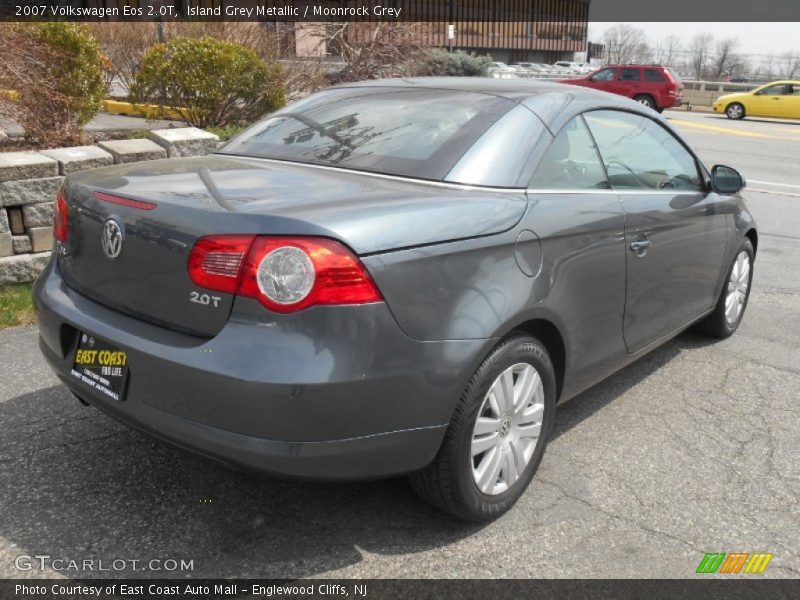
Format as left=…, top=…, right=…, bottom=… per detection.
left=0, top=0, right=798, bottom=598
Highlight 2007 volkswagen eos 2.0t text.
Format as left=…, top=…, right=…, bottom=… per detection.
left=35, top=79, right=757, bottom=521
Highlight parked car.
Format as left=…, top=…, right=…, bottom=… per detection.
left=36, top=79, right=756, bottom=521
left=489, top=61, right=517, bottom=73
left=713, top=80, right=800, bottom=119
left=560, top=64, right=684, bottom=112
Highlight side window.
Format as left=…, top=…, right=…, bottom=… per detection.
left=591, top=68, right=616, bottom=81
left=759, top=84, right=790, bottom=95
left=645, top=69, right=665, bottom=82
left=529, top=117, right=608, bottom=190
left=583, top=110, right=703, bottom=191
left=620, top=68, right=641, bottom=81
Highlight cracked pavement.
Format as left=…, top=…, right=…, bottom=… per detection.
left=0, top=111, right=798, bottom=579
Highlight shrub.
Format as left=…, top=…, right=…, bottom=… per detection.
left=130, top=36, right=285, bottom=127
left=416, top=49, right=492, bottom=77
left=0, top=23, right=106, bottom=146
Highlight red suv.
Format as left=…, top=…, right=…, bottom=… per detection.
left=560, top=65, right=684, bottom=112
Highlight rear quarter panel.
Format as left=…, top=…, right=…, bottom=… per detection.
left=363, top=190, right=629, bottom=401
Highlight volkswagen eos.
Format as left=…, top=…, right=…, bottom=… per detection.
left=35, top=79, right=757, bottom=521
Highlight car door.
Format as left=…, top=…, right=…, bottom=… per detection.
left=617, top=67, right=642, bottom=99
left=583, top=110, right=729, bottom=353
left=748, top=83, right=789, bottom=117
left=526, top=116, right=627, bottom=391
left=780, top=83, right=800, bottom=118
left=587, top=67, right=620, bottom=93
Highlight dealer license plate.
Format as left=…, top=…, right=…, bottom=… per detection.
left=70, top=332, right=129, bottom=401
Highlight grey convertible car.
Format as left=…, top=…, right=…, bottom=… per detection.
left=35, top=79, right=756, bottom=521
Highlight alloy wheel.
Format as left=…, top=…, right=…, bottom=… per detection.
left=470, top=363, right=545, bottom=495
left=725, top=250, right=751, bottom=324
left=727, top=104, right=744, bottom=119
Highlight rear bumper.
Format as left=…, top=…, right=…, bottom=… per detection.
left=35, top=260, right=492, bottom=480
left=665, top=94, right=684, bottom=108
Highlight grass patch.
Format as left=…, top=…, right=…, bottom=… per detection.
left=0, top=283, right=37, bottom=329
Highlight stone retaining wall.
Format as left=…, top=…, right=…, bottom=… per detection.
left=0, top=127, right=219, bottom=285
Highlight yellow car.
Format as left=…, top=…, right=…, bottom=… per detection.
left=713, top=81, right=800, bottom=120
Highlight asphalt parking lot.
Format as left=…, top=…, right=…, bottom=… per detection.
left=1, top=110, right=798, bottom=579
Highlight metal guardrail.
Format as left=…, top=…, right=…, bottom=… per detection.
left=492, top=70, right=770, bottom=90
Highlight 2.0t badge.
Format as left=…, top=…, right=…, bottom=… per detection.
left=101, top=218, right=124, bottom=259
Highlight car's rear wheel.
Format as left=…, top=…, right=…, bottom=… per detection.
left=410, top=334, right=556, bottom=521
left=726, top=102, right=746, bottom=120
left=634, top=94, right=656, bottom=110
left=695, top=238, right=754, bottom=338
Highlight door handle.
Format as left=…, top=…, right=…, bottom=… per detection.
left=629, top=240, right=652, bottom=256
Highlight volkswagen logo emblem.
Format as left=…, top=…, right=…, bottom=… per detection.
left=101, top=219, right=124, bottom=259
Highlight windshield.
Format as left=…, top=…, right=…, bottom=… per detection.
left=220, top=87, right=516, bottom=181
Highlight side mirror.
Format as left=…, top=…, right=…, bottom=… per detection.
left=711, top=165, right=745, bottom=195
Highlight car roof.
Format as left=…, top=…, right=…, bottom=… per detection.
left=334, top=77, right=653, bottom=131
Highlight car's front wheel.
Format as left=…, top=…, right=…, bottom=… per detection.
left=726, top=102, right=746, bottom=120
left=410, top=334, right=556, bottom=521
left=695, top=238, right=754, bottom=338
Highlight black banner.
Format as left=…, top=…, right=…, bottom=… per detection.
left=1, top=0, right=799, bottom=22
left=2, top=579, right=800, bottom=600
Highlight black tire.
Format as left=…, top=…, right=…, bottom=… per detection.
left=726, top=102, right=746, bottom=120
left=410, top=334, right=556, bottom=522
left=694, top=238, right=754, bottom=338
left=655, top=107, right=665, bottom=114
left=634, top=94, right=656, bottom=110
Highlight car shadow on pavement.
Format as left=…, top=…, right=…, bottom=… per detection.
left=0, top=330, right=711, bottom=579
left=550, top=330, right=716, bottom=441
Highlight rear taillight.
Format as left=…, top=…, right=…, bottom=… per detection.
left=187, top=235, right=254, bottom=294
left=188, top=236, right=382, bottom=313
left=53, top=190, right=68, bottom=243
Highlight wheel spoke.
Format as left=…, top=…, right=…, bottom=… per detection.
left=487, top=387, right=502, bottom=418
left=473, top=416, right=501, bottom=436
left=471, top=432, right=499, bottom=456
left=513, top=367, right=539, bottom=413
left=476, top=446, right=503, bottom=493
left=510, top=439, right=530, bottom=473
left=520, top=402, right=544, bottom=425
left=499, top=368, right=515, bottom=414
left=516, top=422, right=542, bottom=440
left=739, top=260, right=750, bottom=286
left=725, top=293, right=738, bottom=321
left=503, top=448, right=519, bottom=484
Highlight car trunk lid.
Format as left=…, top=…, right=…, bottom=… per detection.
left=58, top=155, right=526, bottom=336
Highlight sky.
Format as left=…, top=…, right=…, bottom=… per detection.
left=589, top=23, right=800, bottom=58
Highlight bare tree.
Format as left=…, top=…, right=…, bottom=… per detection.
left=315, top=23, right=430, bottom=82
left=777, top=51, right=800, bottom=79
left=755, top=53, right=777, bottom=80
left=654, top=35, right=682, bottom=67
left=709, top=37, right=742, bottom=80
left=603, top=24, right=646, bottom=64
left=688, top=33, right=714, bottom=80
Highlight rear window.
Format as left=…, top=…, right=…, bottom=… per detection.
left=220, top=88, right=515, bottom=181
left=645, top=69, right=666, bottom=82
